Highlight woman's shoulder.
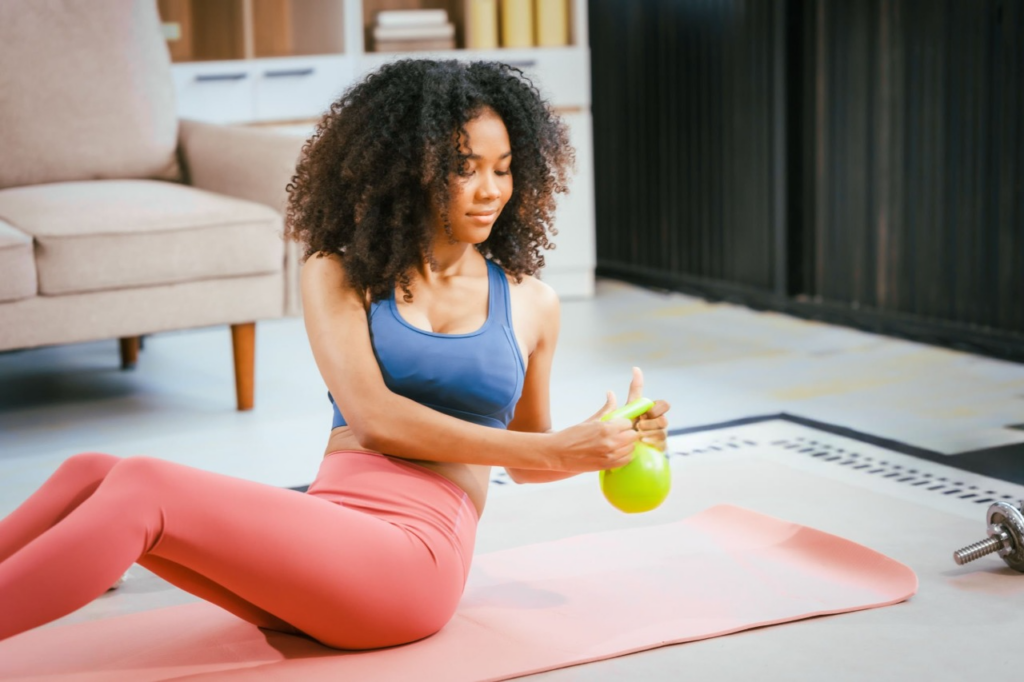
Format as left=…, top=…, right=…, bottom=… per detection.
left=301, top=252, right=373, bottom=309
left=301, top=251, right=344, bottom=278
left=502, top=269, right=560, bottom=315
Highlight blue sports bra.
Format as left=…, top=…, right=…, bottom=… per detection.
left=328, top=258, right=526, bottom=430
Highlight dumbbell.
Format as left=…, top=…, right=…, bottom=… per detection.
left=952, top=500, right=1024, bottom=572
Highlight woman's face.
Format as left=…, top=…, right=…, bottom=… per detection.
left=442, top=107, right=513, bottom=244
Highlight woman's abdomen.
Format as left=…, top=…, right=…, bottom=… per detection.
left=324, top=427, right=489, bottom=517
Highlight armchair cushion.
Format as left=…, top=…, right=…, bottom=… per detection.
left=0, top=180, right=284, bottom=296
left=0, top=0, right=180, bottom=190
left=0, top=220, right=36, bottom=303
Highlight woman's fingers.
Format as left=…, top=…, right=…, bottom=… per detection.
left=626, top=366, right=644, bottom=404
left=636, top=415, right=668, bottom=431
left=636, top=399, right=670, bottom=451
left=614, top=442, right=637, bottom=459
left=610, top=451, right=635, bottom=468
left=586, top=390, right=618, bottom=421
left=640, top=399, right=671, bottom=420
left=606, top=417, right=635, bottom=433
left=609, top=421, right=641, bottom=456
left=636, top=415, right=668, bottom=447
left=637, top=400, right=670, bottom=427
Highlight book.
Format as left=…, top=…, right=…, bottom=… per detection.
left=535, top=0, right=568, bottom=47
left=501, top=0, right=533, bottom=48
left=376, top=9, right=448, bottom=27
left=373, top=23, right=455, bottom=41
left=374, top=38, right=456, bottom=53
left=468, top=0, right=498, bottom=50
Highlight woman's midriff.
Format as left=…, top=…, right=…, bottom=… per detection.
left=325, top=426, right=490, bottom=518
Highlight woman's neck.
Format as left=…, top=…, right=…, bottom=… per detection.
left=416, top=243, right=484, bottom=283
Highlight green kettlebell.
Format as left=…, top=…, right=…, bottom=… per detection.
left=599, top=398, right=671, bottom=513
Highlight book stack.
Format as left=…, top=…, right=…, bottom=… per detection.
left=467, top=0, right=498, bottom=49
left=372, top=9, right=456, bottom=53
left=535, top=0, right=569, bottom=47
left=468, top=0, right=569, bottom=50
left=501, top=0, right=532, bottom=48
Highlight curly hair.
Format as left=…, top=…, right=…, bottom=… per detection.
left=284, top=59, right=575, bottom=303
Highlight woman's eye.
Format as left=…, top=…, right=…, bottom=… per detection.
left=457, top=168, right=510, bottom=178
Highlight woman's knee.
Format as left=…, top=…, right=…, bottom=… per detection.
left=98, top=456, right=184, bottom=502
left=105, top=456, right=170, bottom=487
left=59, top=452, right=120, bottom=482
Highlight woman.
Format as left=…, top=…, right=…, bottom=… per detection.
left=0, top=60, right=671, bottom=649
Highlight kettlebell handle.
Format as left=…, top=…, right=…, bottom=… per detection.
left=600, top=397, right=655, bottom=423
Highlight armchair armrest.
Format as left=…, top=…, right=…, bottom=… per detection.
left=177, top=118, right=306, bottom=214
left=177, top=118, right=309, bottom=316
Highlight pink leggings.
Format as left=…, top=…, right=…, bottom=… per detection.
left=0, top=450, right=477, bottom=649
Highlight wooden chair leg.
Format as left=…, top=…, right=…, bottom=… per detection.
left=119, top=336, right=140, bottom=370
left=231, top=322, right=255, bottom=411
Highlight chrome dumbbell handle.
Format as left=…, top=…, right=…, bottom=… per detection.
left=952, top=501, right=1024, bottom=572
left=953, top=530, right=1011, bottom=565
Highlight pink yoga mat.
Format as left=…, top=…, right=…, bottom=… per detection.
left=0, top=505, right=917, bottom=681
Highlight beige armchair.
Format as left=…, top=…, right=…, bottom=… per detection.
left=0, top=0, right=306, bottom=410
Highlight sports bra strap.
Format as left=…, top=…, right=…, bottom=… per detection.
left=486, top=259, right=513, bottom=329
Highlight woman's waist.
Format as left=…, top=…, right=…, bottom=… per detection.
left=325, top=425, right=489, bottom=516
left=323, top=429, right=487, bottom=518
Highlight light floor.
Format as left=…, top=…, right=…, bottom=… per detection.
left=1, top=278, right=1023, bottom=674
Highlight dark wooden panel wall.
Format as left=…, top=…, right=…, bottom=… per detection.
left=590, top=0, right=779, bottom=292
left=804, top=0, right=1023, bottom=332
left=589, top=0, right=1024, bottom=362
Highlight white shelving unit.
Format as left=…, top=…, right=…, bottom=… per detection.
left=164, top=0, right=594, bottom=298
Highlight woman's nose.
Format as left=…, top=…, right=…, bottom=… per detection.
left=478, top=173, right=500, bottom=199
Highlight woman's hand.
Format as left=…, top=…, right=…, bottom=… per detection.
left=543, top=367, right=671, bottom=472
left=544, top=391, right=640, bottom=472
left=626, top=367, right=672, bottom=452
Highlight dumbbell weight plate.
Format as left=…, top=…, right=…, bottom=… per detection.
left=987, top=501, right=1024, bottom=572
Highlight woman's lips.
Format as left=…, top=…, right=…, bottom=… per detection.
left=467, top=210, right=497, bottom=224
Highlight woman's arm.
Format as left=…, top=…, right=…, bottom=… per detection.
left=301, top=254, right=638, bottom=472
left=500, top=279, right=576, bottom=483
